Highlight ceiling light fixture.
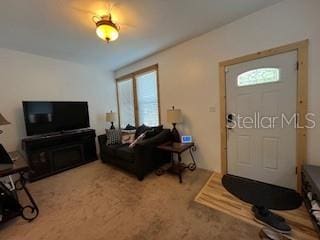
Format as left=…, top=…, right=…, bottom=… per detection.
left=93, top=14, right=120, bottom=43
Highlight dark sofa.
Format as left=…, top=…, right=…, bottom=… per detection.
left=98, top=129, right=172, bottom=180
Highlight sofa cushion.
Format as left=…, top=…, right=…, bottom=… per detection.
left=116, top=145, right=135, bottom=163
left=105, top=144, right=123, bottom=157
left=121, top=133, right=135, bottom=144
left=124, top=124, right=136, bottom=130
left=129, top=132, right=146, bottom=148
left=135, top=124, right=151, bottom=139
left=145, top=125, right=164, bottom=139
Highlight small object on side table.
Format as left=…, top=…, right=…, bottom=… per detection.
left=156, top=142, right=197, bottom=183
left=0, top=151, right=39, bottom=224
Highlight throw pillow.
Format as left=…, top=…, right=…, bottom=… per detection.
left=105, top=129, right=122, bottom=145
left=121, top=133, right=135, bottom=144
left=145, top=125, right=164, bottom=139
left=135, top=124, right=151, bottom=139
left=129, top=133, right=146, bottom=148
left=124, top=124, right=136, bottom=130
left=121, top=129, right=136, bottom=134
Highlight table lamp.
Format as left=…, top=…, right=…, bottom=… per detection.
left=167, top=106, right=182, bottom=142
left=106, top=111, right=117, bottom=129
left=0, top=113, right=10, bottom=134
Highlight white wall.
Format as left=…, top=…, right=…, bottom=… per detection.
left=0, top=48, right=117, bottom=152
left=116, top=0, right=320, bottom=171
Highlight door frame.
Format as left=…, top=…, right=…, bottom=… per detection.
left=219, top=40, right=309, bottom=191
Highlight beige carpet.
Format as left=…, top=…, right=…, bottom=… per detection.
left=0, top=161, right=260, bottom=240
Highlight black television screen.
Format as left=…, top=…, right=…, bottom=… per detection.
left=23, top=101, right=90, bottom=136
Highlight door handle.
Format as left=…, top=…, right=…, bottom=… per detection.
left=227, top=113, right=235, bottom=130
left=227, top=113, right=233, bottom=123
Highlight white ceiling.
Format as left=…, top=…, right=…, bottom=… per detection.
left=0, top=0, right=282, bottom=70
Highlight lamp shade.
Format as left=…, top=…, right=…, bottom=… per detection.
left=106, top=112, right=117, bottom=122
left=0, top=113, right=10, bottom=126
left=167, top=109, right=182, bottom=124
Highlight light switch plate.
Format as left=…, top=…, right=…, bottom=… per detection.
left=209, top=107, right=216, bottom=112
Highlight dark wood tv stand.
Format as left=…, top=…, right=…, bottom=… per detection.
left=22, top=129, right=97, bottom=182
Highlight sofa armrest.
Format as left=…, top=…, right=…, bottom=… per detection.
left=133, top=129, right=171, bottom=179
left=98, top=134, right=108, bottom=161
left=98, top=134, right=107, bottom=147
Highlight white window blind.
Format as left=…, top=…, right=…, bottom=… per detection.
left=136, top=71, right=159, bottom=126
left=117, top=79, right=135, bottom=128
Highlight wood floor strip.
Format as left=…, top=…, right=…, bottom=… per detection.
left=194, top=173, right=318, bottom=240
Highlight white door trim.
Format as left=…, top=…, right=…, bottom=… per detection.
left=219, top=40, right=309, bottom=192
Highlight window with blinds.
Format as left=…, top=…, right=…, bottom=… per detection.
left=136, top=71, right=159, bottom=126
left=117, top=78, right=135, bottom=128
left=116, top=65, right=160, bottom=128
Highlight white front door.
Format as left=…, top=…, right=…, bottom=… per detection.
left=226, top=51, right=298, bottom=190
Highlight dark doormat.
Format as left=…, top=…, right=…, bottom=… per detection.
left=222, top=174, right=302, bottom=210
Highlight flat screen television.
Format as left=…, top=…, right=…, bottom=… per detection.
left=23, top=101, right=90, bottom=136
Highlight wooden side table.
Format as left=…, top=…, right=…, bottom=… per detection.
left=0, top=151, right=39, bottom=224
left=156, top=142, right=197, bottom=183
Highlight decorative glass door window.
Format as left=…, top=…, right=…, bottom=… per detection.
left=237, top=68, right=280, bottom=87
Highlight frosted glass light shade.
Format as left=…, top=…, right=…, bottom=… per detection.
left=96, top=23, right=119, bottom=42
left=167, top=109, right=182, bottom=124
